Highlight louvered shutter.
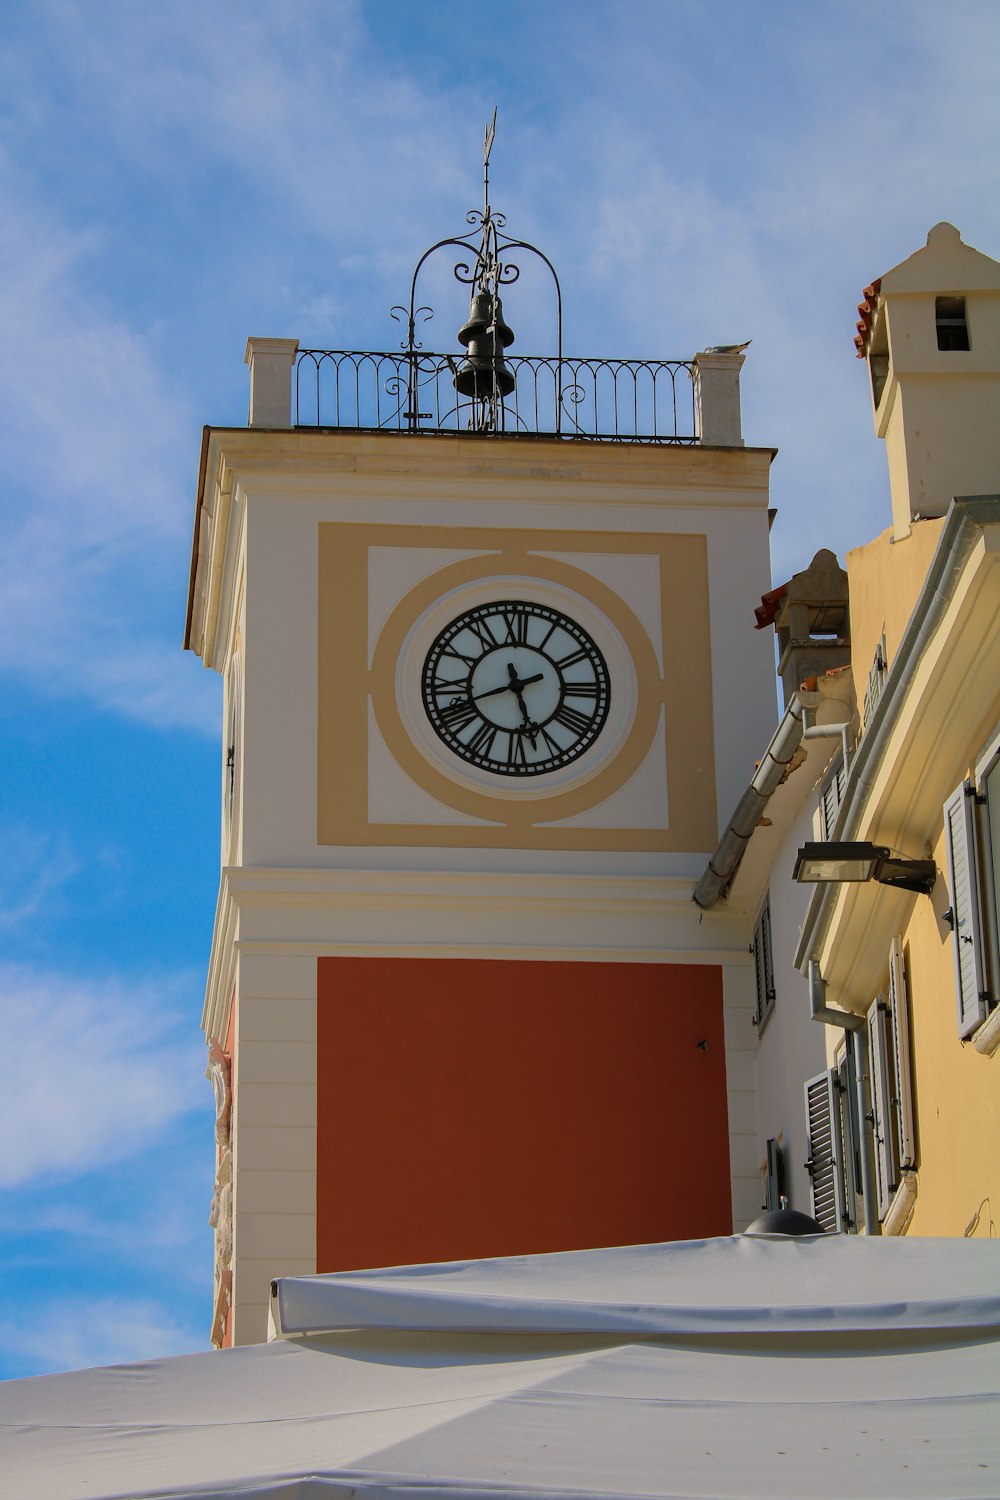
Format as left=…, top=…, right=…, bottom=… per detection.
left=819, top=755, right=846, bottom=840
left=867, top=997, right=897, bottom=1220
left=804, top=1070, right=844, bottom=1233
left=753, top=921, right=766, bottom=1026
left=753, top=896, right=775, bottom=1031
left=943, top=781, right=989, bottom=1038
left=887, top=937, right=916, bottom=1170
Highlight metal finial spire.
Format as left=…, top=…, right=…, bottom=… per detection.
left=483, top=106, right=497, bottom=218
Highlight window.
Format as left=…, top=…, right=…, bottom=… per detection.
left=804, top=938, right=914, bottom=1233
left=865, top=938, right=916, bottom=1221
left=818, top=752, right=846, bottom=841
left=936, top=295, right=970, bottom=352
left=862, top=632, right=888, bottom=728
left=763, top=1137, right=785, bottom=1213
left=752, top=894, right=776, bottom=1035
left=943, top=734, right=1000, bottom=1037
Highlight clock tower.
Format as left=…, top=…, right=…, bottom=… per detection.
left=186, top=151, right=777, bottom=1347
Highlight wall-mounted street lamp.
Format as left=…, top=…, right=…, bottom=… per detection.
left=793, top=841, right=936, bottom=895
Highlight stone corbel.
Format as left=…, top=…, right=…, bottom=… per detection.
left=206, top=1037, right=232, bottom=1152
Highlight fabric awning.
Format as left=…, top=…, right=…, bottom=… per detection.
left=3, top=1235, right=999, bottom=1500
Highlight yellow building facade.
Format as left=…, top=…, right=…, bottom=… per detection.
left=794, top=225, right=1000, bottom=1238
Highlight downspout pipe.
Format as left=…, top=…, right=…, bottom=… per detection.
left=693, top=690, right=818, bottom=910
left=809, top=961, right=878, bottom=1236
left=808, top=959, right=862, bottom=1033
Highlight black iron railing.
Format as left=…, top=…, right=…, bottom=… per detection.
left=293, top=350, right=698, bottom=444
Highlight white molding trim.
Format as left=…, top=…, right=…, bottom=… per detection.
left=233, top=939, right=749, bottom=966
left=882, top=1173, right=918, bottom=1236
left=200, top=865, right=751, bottom=1040
left=223, top=865, right=706, bottom=905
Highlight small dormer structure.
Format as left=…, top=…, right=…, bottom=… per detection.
left=755, top=549, right=850, bottom=711
left=855, top=223, right=1000, bottom=538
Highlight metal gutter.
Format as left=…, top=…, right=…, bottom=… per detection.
left=693, top=689, right=818, bottom=910
left=793, top=495, right=1000, bottom=973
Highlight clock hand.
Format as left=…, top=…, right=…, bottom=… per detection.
left=517, top=706, right=539, bottom=749
left=472, top=670, right=544, bottom=703
left=473, top=680, right=518, bottom=702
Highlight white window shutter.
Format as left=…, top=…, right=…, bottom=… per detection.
left=803, top=1070, right=844, bottom=1233
left=753, top=918, right=767, bottom=1023
left=836, top=1050, right=860, bottom=1230
left=887, top=937, right=916, bottom=1170
left=819, top=755, right=846, bottom=840
left=866, top=998, right=897, bottom=1221
left=943, top=781, right=989, bottom=1038
left=753, top=895, right=775, bottom=1031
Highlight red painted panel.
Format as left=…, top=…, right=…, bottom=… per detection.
left=316, top=957, right=730, bottom=1272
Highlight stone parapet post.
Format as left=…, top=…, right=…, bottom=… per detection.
left=692, top=349, right=747, bottom=447
left=244, top=337, right=299, bottom=428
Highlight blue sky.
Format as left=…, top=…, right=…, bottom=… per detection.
left=2, top=0, right=999, bottom=1379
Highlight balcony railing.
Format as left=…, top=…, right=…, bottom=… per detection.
left=293, top=350, right=699, bottom=444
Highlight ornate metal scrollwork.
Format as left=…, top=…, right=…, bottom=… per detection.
left=395, top=109, right=563, bottom=435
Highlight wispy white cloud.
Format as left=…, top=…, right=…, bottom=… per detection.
left=0, top=828, right=80, bottom=931
left=0, top=1296, right=204, bottom=1375
left=566, top=1, right=1000, bottom=581
left=0, top=962, right=204, bottom=1189
left=0, top=180, right=217, bottom=732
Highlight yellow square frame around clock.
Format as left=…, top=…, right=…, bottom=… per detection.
left=317, top=522, right=716, bottom=852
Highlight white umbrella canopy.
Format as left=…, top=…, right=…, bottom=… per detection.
left=3, top=1235, right=999, bottom=1500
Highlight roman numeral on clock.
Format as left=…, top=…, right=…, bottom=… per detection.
left=432, top=672, right=468, bottom=696
left=506, top=731, right=529, bottom=768
left=439, top=698, right=478, bottom=734
left=553, top=702, right=594, bottom=737
left=466, top=720, right=497, bottom=759
left=554, top=646, right=589, bottom=670
left=466, top=618, right=497, bottom=652
left=442, top=647, right=478, bottom=668
left=502, top=608, right=530, bottom=646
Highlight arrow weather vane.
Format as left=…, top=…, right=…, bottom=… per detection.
left=483, top=106, right=497, bottom=215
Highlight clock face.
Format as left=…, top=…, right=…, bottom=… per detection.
left=422, top=600, right=610, bottom=776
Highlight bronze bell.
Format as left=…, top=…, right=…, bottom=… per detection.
left=454, top=290, right=515, bottom=398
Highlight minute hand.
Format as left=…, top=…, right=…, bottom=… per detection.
left=473, top=671, right=544, bottom=702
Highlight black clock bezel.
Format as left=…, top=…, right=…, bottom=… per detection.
left=421, top=599, right=611, bottom=777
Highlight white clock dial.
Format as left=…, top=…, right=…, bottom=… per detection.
left=422, top=600, right=610, bottom=776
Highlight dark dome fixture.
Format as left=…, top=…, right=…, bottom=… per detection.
left=744, top=1208, right=825, bottom=1237
left=390, top=107, right=563, bottom=436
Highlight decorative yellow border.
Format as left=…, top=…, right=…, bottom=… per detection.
left=318, top=523, right=716, bottom=851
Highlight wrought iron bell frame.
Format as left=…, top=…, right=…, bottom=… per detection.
left=389, top=111, right=563, bottom=434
